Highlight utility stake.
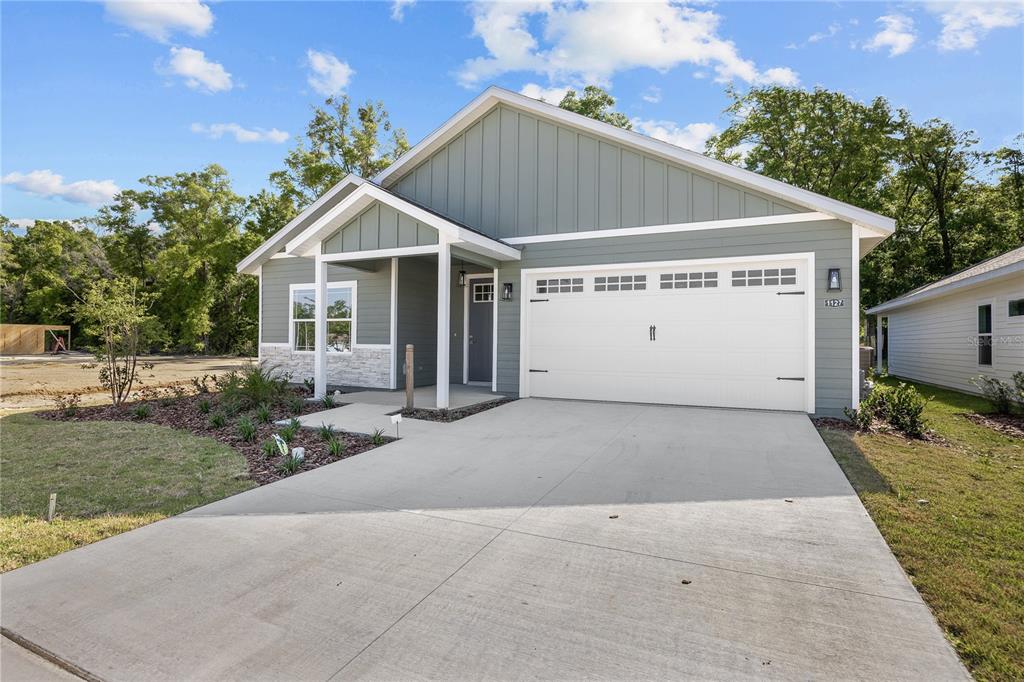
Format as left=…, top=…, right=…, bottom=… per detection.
left=404, top=344, right=415, bottom=410
left=47, top=493, right=57, bottom=522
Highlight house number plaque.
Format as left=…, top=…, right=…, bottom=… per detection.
left=823, top=298, right=846, bottom=307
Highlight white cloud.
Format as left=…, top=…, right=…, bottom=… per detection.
left=632, top=119, right=719, bottom=153
left=9, top=218, right=37, bottom=229
left=161, top=46, right=232, bottom=92
left=930, top=1, right=1023, bottom=51
left=104, top=0, right=213, bottom=43
left=757, top=66, right=799, bottom=86
left=457, top=1, right=798, bottom=89
left=519, top=82, right=570, bottom=103
left=306, top=49, right=354, bottom=96
left=864, top=14, right=917, bottom=56
left=391, top=0, right=415, bottom=21
left=642, top=86, right=662, bottom=103
left=190, top=122, right=290, bottom=144
left=808, top=22, right=842, bottom=43
left=2, top=170, right=120, bottom=206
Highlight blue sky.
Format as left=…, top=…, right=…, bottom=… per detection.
left=2, top=1, right=1022, bottom=226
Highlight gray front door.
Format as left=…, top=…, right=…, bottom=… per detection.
left=468, top=278, right=494, bottom=382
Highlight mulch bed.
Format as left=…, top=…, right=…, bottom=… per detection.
left=959, top=412, right=1024, bottom=440
left=40, top=390, right=392, bottom=486
left=400, top=398, right=515, bottom=422
left=812, top=416, right=946, bottom=444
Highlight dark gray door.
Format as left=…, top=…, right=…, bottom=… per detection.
left=468, top=278, right=494, bottom=382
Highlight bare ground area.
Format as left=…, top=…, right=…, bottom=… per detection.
left=0, top=354, right=251, bottom=414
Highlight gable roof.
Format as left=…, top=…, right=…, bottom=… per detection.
left=867, top=246, right=1024, bottom=314
left=373, top=86, right=896, bottom=238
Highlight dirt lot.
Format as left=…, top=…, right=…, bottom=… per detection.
left=0, top=354, right=251, bottom=414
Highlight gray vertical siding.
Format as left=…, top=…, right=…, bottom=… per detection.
left=322, top=202, right=438, bottom=254
left=387, top=104, right=806, bottom=240
left=261, top=257, right=391, bottom=345
left=396, top=257, right=437, bottom=386
left=494, top=218, right=855, bottom=417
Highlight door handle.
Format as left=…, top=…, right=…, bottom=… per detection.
left=649, top=325, right=657, bottom=341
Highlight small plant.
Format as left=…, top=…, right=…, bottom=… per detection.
left=254, top=403, right=271, bottom=424
left=237, top=415, right=256, bottom=442
left=218, top=362, right=289, bottom=410
left=209, top=412, right=227, bottom=428
left=190, top=374, right=213, bottom=394
left=303, top=377, right=315, bottom=394
left=52, top=392, right=82, bottom=417
left=132, top=404, right=151, bottom=419
left=327, top=437, right=345, bottom=458
left=197, top=398, right=212, bottom=414
left=370, top=428, right=386, bottom=446
left=321, top=394, right=336, bottom=409
left=318, top=422, right=336, bottom=442
left=287, top=395, right=304, bottom=415
left=278, top=453, right=304, bottom=475
left=261, top=437, right=280, bottom=458
left=971, top=374, right=1017, bottom=414
left=279, top=418, right=302, bottom=443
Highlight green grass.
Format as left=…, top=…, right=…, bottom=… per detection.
left=0, top=413, right=255, bottom=571
left=817, top=377, right=1024, bottom=681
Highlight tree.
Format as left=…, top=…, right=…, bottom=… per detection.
left=94, top=190, right=157, bottom=281
left=76, top=277, right=160, bottom=406
left=558, top=86, right=632, bottom=130
left=270, top=96, right=409, bottom=208
left=984, top=135, right=1024, bottom=244
left=707, top=86, right=899, bottom=211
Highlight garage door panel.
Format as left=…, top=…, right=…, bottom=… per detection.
left=525, top=259, right=810, bottom=412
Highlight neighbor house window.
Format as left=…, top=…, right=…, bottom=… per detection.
left=291, top=284, right=354, bottom=353
left=978, top=304, right=992, bottom=366
left=1010, top=298, right=1024, bottom=317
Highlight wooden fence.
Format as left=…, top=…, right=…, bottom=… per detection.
left=0, top=324, right=71, bottom=355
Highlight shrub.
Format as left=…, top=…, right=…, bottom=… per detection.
left=254, top=403, right=271, bottom=424
left=197, top=399, right=212, bottom=414
left=209, top=412, right=227, bottom=428
left=279, top=418, right=301, bottom=443
left=52, top=392, right=82, bottom=417
left=132, top=404, right=151, bottom=419
left=190, top=374, right=213, bottom=394
left=287, top=395, right=304, bottom=415
left=370, top=428, right=386, bottom=446
left=218, top=363, right=289, bottom=410
left=237, top=415, right=256, bottom=442
left=971, top=374, right=1018, bottom=414
left=318, top=422, right=336, bottom=442
left=846, top=382, right=928, bottom=437
left=303, top=377, right=315, bottom=395
left=327, top=437, right=345, bottom=458
left=321, top=394, right=336, bottom=409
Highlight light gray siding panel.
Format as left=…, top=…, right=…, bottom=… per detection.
left=516, top=114, right=538, bottom=236
left=495, top=218, right=856, bottom=417
left=261, top=257, right=391, bottom=346
left=397, top=212, right=418, bottom=247
left=537, top=120, right=557, bottom=234
left=379, top=206, right=398, bottom=249
left=342, top=222, right=360, bottom=251
left=387, top=103, right=807, bottom=239
left=359, top=205, right=379, bottom=249
left=323, top=203, right=437, bottom=253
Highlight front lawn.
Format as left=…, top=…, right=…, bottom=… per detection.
left=816, top=377, right=1024, bottom=681
left=0, top=413, right=255, bottom=571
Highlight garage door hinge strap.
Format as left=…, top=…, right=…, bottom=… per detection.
left=777, top=291, right=805, bottom=295
left=529, top=369, right=548, bottom=373
left=530, top=298, right=549, bottom=303
left=776, top=377, right=805, bottom=381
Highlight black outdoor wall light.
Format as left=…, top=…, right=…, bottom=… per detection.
left=502, top=282, right=513, bottom=301
left=827, top=268, right=842, bottom=291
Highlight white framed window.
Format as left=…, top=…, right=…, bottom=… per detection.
left=473, top=282, right=494, bottom=303
left=289, top=282, right=356, bottom=353
left=537, top=277, right=583, bottom=294
left=659, top=271, right=718, bottom=289
left=1009, top=297, right=1024, bottom=318
left=731, top=267, right=796, bottom=287
left=594, top=274, right=647, bottom=292
left=977, top=303, right=993, bottom=366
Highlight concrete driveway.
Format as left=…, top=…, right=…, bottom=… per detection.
left=2, top=399, right=966, bottom=680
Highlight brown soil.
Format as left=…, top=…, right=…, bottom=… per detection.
left=40, top=390, right=392, bottom=486
left=959, top=412, right=1024, bottom=440
left=400, top=398, right=514, bottom=422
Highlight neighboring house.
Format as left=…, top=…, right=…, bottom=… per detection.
left=867, top=246, right=1024, bottom=395
left=237, top=87, right=895, bottom=416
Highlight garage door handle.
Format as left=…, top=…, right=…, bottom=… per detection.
left=529, top=369, right=548, bottom=373
left=777, top=291, right=805, bottom=295
left=530, top=298, right=549, bottom=303
left=777, top=377, right=805, bottom=381
left=649, top=324, right=656, bottom=341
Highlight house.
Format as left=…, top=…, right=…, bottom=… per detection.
left=237, top=87, right=895, bottom=417
left=867, top=246, right=1024, bottom=395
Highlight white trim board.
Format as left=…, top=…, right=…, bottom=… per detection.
left=503, top=212, right=834, bottom=245
left=389, top=257, right=398, bottom=390
left=517, top=252, right=817, bottom=414
left=373, top=87, right=895, bottom=237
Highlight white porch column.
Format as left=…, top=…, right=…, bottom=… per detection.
left=436, top=236, right=451, bottom=409
left=876, top=316, right=884, bottom=372
left=314, top=255, right=328, bottom=399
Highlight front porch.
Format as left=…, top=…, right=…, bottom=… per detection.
left=338, top=383, right=504, bottom=410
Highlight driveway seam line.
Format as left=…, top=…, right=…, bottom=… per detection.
left=2, top=629, right=99, bottom=682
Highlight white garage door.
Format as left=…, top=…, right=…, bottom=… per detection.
left=523, top=258, right=811, bottom=412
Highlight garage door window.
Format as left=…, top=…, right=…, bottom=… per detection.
left=659, top=272, right=718, bottom=289
left=537, top=278, right=583, bottom=294
left=595, top=275, right=647, bottom=292
left=732, top=267, right=797, bottom=287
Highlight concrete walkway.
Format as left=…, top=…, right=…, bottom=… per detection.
left=1, top=400, right=967, bottom=681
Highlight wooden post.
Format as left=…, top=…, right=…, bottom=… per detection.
left=405, top=344, right=414, bottom=410
left=47, top=493, right=57, bottom=522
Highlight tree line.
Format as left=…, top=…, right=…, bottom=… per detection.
left=1, top=86, right=1019, bottom=354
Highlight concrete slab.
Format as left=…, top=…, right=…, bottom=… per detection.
left=338, top=383, right=503, bottom=410
left=1, top=399, right=968, bottom=680
left=1, top=637, right=79, bottom=682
